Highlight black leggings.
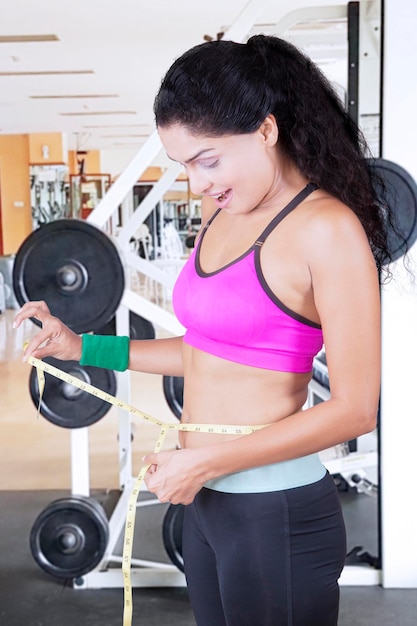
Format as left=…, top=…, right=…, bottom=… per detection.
left=182, top=472, right=346, bottom=626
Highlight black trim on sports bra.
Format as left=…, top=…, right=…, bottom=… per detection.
left=196, top=183, right=318, bottom=277
left=195, top=208, right=253, bottom=277
left=254, top=182, right=318, bottom=246
left=254, top=182, right=321, bottom=329
left=254, top=253, right=322, bottom=329
left=194, top=182, right=321, bottom=329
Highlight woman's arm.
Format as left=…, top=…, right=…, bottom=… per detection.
left=128, top=336, right=184, bottom=376
left=221, top=204, right=381, bottom=460
left=14, top=300, right=184, bottom=377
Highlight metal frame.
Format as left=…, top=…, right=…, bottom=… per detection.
left=348, top=1, right=360, bottom=123
left=74, top=481, right=186, bottom=590
left=307, top=375, right=381, bottom=587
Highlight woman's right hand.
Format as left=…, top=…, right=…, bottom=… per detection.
left=14, top=300, right=82, bottom=363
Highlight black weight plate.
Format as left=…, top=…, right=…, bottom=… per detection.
left=30, top=495, right=109, bottom=579
left=369, top=158, right=417, bottom=262
left=97, top=311, right=155, bottom=340
left=29, top=356, right=117, bottom=428
left=13, top=219, right=125, bottom=333
left=162, top=375, right=183, bottom=420
left=162, top=503, right=185, bottom=573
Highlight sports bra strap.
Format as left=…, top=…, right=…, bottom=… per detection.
left=200, top=207, right=222, bottom=238
left=199, top=182, right=318, bottom=247
left=255, top=182, right=318, bottom=246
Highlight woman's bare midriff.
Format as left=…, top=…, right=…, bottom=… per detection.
left=179, top=343, right=312, bottom=449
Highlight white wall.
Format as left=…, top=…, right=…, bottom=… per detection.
left=380, top=0, right=417, bottom=588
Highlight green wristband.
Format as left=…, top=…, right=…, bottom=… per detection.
left=80, top=334, right=130, bottom=371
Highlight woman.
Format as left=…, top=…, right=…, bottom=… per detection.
left=15, top=36, right=391, bottom=625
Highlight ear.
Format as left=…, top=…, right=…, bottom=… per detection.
left=259, top=114, right=278, bottom=146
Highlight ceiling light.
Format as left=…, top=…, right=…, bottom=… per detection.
left=113, top=142, right=145, bottom=146
left=82, top=124, right=151, bottom=128
left=0, top=34, right=59, bottom=43
left=101, top=134, right=149, bottom=138
left=30, top=94, right=118, bottom=99
left=60, top=111, right=136, bottom=116
left=0, top=70, right=94, bottom=76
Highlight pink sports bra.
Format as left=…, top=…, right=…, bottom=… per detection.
left=172, top=183, right=323, bottom=373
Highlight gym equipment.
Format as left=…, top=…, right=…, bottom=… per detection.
left=0, top=254, right=19, bottom=309
left=97, top=310, right=155, bottom=340
left=30, top=495, right=109, bottom=579
left=162, top=375, right=183, bottom=420
left=162, top=504, right=185, bottom=572
left=369, top=158, right=417, bottom=262
left=29, top=356, right=117, bottom=428
left=12, top=219, right=125, bottom=334
left=0, top=272, right=5, bottom=313
left=28, top=353, right=266, bottom=594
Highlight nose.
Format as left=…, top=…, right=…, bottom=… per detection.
left=187, top=170, right=212, bottom=196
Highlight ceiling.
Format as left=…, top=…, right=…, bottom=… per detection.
left=0, top=0, right=349, bottom=159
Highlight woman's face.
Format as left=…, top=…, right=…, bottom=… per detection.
left=158, top=118, right=281, bottom=215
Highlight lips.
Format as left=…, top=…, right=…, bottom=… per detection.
left=212, top=189, right=231, bottom=205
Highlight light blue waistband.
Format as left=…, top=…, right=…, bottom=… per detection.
left=204, top=453, right=326, bottom=493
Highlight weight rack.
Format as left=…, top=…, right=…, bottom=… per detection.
left=69, top=305, right=187, bottom=589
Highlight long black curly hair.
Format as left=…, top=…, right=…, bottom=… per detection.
left=154, top=34, right=398, bottom=278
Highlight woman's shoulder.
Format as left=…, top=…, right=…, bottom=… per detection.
left=299, top=190, right=368, bottom=243
left=296, top=191, right=375, bottom=273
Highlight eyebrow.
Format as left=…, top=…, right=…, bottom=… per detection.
left=167, top=148, right=215, bottom=164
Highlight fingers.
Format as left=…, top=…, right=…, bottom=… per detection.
left=142, top=453, right=157, bottom=466
left=20, top=314, right=60, bottom=360
left=13, top=300, right=51, bottom=329
left=14, top=300, right=82, bottom=362
left=143, top=454, right=171, bottom=501
left=142, top=451, right=197, bottom=505
left=22, top=332, right=52, bottom=361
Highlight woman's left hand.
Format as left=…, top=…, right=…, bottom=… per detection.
left=143, top=448, right=207, bottom=505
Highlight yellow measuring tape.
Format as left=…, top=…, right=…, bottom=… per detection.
left=27, top=354, right=268, bottom=626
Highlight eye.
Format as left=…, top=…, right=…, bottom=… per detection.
left=198, top=159, right=219, bottom=169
